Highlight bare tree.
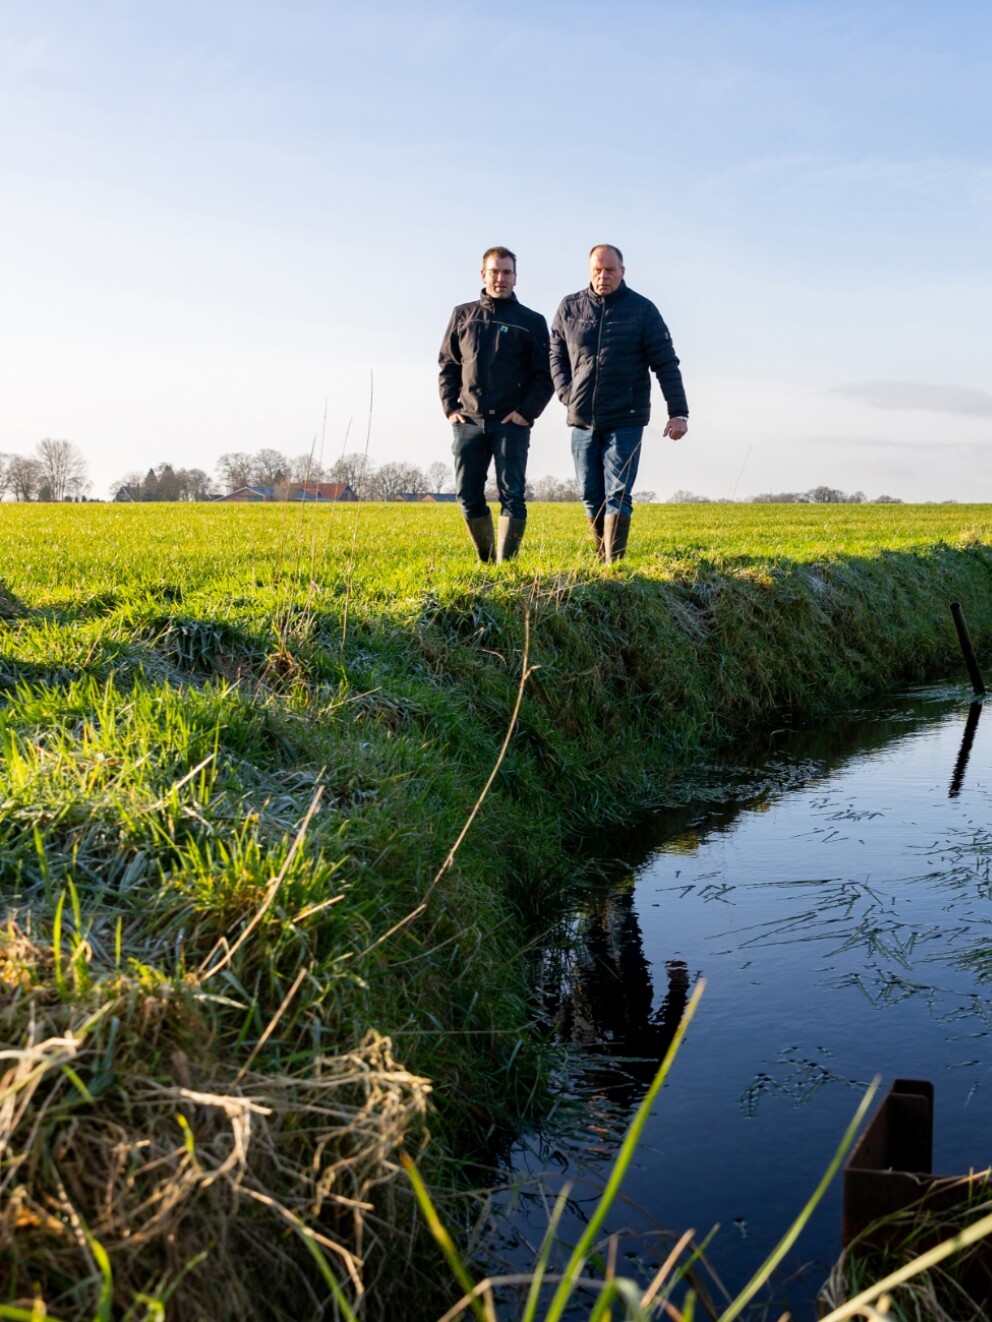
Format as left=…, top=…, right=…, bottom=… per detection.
left=329, top=452, right=372, bottom=497
left=8, top=456, right=44, bottom=502
left=530, top=475, right=561, bottom=501
left=216, top=452, right=256, bottom=492
left=36, top=438, right=89, bottom=502
left=631, top=489, right=657, bottom=503
left=110, top=471, right=145, bottom=500
left=288, top=453, right=326, bottom=482
left=252, top=448, right=290, bottom=484
left=180, top=468, right=214, bottom=501
left=0, top=453, right=11, bottom=501
left=668, top=490, right=712, bottom=503
left=530, top=474, right=581, bottom=501
left=424, top=461, right=452, bottom=494
left=367, top=462, right=424, bottom=501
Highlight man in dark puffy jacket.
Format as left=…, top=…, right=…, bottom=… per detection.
left=439, top=247, right=553, bottom=562
left=551, top=245, right=689, bottom=562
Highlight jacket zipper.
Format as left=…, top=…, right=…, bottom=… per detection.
left=590, top=296, right=605, bottom=426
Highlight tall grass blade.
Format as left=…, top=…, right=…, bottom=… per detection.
left=0, top=1310, right=66, bottom=1321
left=52, top=889, right=66, bottom=999
left=543, top=979, right=706, bottom=1322
left=717, top=1076, right=881, bottom=1321
left=401, top=1152, right=491, bottom=1322
left=84, top=1228, right=114, bottom=1322
left=520, top=1183, right=575, bottom=1322
left=293, top=1219, right=362, bottom=1322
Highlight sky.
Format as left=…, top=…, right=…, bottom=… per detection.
left=2, top=0, right=991, bottom=503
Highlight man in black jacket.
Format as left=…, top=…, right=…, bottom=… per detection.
left=439, top=247, right=553, bottom=562
left=551, top=245, right=689, bottom=562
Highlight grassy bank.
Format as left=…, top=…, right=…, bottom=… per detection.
left=2, top=501, right=991, bottom=1319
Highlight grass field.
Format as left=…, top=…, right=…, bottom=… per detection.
left=2, top=500, right=992, bottom=1320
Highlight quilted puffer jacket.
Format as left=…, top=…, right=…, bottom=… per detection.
left=550, top=281, right=688, bottom=429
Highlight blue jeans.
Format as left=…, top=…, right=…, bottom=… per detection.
left=451, top=419, right=530, bottom=520
left=571, top=426, right=644, bottom=519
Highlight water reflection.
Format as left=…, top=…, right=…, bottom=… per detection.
left=494, top=686, right=992, bottom=1313
left=558, top=883, right=690, bottom=1091
left=950, top=700, right=983, bottom=796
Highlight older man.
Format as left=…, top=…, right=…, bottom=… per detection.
left=551, top=245, right=689, bottom=562
left=439, top=246, right=553, bottom=562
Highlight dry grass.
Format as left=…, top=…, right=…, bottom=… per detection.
left=819, top=1183, right=992, bottom=1322
left=0, top=917, right=430, bottom=1319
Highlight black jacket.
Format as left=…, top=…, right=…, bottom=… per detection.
left=550, top=282, right=688, bottom=429
left=438, top=292, right=553, bottom=425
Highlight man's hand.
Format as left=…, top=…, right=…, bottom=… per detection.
left=449, top=412, right=468, bottom=424
left=664, top=417, right=688, bottom=440
left=501, top=411, right=530, bottom=426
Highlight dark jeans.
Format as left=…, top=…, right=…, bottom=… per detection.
left=451, top=419, right=530, bottom=520
left=570, top=426, right=644, bottom=519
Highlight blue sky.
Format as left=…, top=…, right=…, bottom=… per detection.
left=3, top=1, right=990, bottom=501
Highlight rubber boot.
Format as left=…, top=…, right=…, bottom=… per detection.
left=497, top=516, right=526, bottom=563
left=588, top=513, right=606, bottom=561
left=603, top=513, right=631, bottom=564
left=465, top=513, right=496, bottom=563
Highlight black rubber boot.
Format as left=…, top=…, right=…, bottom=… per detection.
left=497, top=516, right=526, bottom=563
left=465, top=513, right=496, bottom=562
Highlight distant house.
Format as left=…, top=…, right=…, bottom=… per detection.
left=113, top=486, right=135, bottom=502
left=213, top=485, right=276, bottom=503
left=287, top=482, right=358, bottom=502
left=392, top=491, right=458, bottom=503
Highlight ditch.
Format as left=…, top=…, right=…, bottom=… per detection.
left=488, top=682, right=992, bottom=1316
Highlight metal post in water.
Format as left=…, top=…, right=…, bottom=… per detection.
left=950, top=602, right=987, bottom=696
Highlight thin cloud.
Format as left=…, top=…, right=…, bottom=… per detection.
left=834, top=382, right=992, bottom=415
left=805, top=435, right=986, bottom=454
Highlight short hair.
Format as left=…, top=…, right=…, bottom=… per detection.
left=482, top=246, right=517, bottom=270
left=589, top=244, right=624, bottom=265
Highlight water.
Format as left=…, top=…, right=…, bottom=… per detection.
left=491, top=685, right=992, bottom=1315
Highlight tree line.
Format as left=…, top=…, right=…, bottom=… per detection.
left=1, top=440, right=633, bottom=504
left=112, top=451, right=616, bottom=503
left=1, top=439, right=906, bottom=506
left=0, top=440, right=91, bottom=502
left=668, top=486, right=904, bottom=504
left=110, top=451, right=459, bottom=503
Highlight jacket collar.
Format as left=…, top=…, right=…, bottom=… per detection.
left=480, top=290, right=519, bottom=312
left=589, top=279, right=628, bottom=307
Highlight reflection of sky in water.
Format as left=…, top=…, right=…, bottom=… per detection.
left=493, top=690, right=992, bottom=1314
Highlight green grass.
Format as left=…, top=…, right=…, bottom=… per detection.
left=1, top=500, right=992, bottom=1320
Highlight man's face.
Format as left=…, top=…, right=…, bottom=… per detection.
left=482, top=256, right=517, bottom=300
left=589, top=247, right=624, bottom=296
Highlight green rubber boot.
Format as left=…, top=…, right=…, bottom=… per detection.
left=603, top=513, right=631, bottom=564
left=588, top=513, right=606, bottom=561
left=465, top=513, right=496, bottom=563
left=497, top=516, right=526, bottom=563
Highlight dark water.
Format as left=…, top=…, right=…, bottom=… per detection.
left=491, top=685, right=992, bottom=1315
